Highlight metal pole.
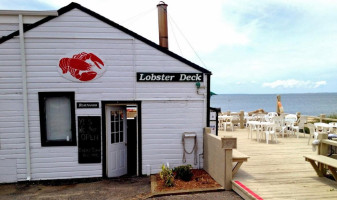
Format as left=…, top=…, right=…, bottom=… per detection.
left=19, top=14, right=31, bottom=181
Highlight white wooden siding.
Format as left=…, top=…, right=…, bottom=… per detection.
left=0, top=159, right=17, bottom=183
left=0, top=23, right=18, bottom=37
left=0, top=7, right=208, bottom=182
left=141, top=100, right=205, bottom=174
left=0, top=38, right=27, bottom=182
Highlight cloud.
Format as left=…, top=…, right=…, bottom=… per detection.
left=262, top=79, right=327, bottom=89
left=2, top=0, right=337, bottom=93
left=314, top=81, right=327, bottom=88
left=35, top=0, right=250, bottom=56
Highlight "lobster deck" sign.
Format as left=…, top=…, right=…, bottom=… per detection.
left=58, top=52, right=105, bottom=82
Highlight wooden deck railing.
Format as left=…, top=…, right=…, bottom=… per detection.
left=304, top=133, right=337, bottom=181
left=306, top=114, right=337, bottom=123
left=203, top=127, right=249, bottom=190
left=222, top=111, right=245, bottom=129
left=220, top=111, right=337, bottom=129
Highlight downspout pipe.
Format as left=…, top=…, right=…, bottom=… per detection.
left=19, top=14, right=31, bottom=181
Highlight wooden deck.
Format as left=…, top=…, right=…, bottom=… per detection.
left=219, top=128, right=337, bottom=199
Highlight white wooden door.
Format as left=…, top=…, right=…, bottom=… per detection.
left=106, top=106, right=127, bottom=177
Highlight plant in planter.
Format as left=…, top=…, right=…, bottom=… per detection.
left=160, top=164, right=174, bottom=187
left=173, top=164, right=193, bottom=181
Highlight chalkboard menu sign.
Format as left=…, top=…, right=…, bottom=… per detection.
left=78, top=116, right=101, bottom=163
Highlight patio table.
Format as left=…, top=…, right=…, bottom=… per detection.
left=247, top=121, right=273, bottom=142
left=314, top=122, right=333, bottom=133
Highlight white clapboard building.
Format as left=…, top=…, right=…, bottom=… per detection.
left=0, top=2, right=211, bottom=183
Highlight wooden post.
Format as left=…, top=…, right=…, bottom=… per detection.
left=318, top=133, right=328, bottom=175
left=318, top=133, right=329, bottom=156
left=224, top=149, right=232, bottom=190
left=239, top=110, right=244, bottom=129
left=222, top=137, right=237, bottom=190
left=204, top=127, right=211, bottom=135
left=320, top=114, right=326, bottom=123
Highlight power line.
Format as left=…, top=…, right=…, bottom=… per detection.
left=122, top=7, right=156, bottom=25
left=167, top=13, right=208, bottom=68
left=168, top=15, right=183, bottom=56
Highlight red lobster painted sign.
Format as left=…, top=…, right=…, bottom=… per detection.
left=58, top=52, right=105, bottom=82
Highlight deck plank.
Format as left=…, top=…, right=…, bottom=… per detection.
left=219, top=128, right=337, bottom=199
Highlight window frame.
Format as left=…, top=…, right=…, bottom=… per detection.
left=38, top=92, right=77, bottom=146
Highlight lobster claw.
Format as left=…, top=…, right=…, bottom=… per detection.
left=88, top=53, right=104, bottom=69
left=59, top=58, right=70, bottom=74
left=78, top=71, right=97, bottom=81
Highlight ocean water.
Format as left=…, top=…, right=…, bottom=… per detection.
left=210, top=93, right=337, bottom=116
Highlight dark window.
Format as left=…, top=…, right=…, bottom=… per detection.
left=39, top=92, right=76, bottom=146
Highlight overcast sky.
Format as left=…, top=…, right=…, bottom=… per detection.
left=1, top=0, right=337, bottom=94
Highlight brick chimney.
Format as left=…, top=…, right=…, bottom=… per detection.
left=157, top=1, right=168, bottom=49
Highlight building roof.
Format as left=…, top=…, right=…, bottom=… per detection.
left=0, top=10, right=58, bottom=16
left=0, top=2, right=212, bottom=74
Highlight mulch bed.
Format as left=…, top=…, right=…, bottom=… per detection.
left=154, top=169, right=221, bottom=192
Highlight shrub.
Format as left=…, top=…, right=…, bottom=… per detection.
left=160, top=164, right=174, bottom=187
left=303, top=127, right=310, bottom=134
left=173, top=164, right=193, bottom=181
left=327, top=113, right=337, bottom=119
left=325, top=113, right=337, bottom=123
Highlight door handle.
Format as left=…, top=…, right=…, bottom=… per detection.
left=125, top=143, right=127, bottom=146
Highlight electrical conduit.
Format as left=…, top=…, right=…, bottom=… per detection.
left=19, top=14, right=31, bottom=181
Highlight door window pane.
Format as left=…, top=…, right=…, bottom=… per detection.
left=110, top=109, right=124, bottom=144
left=116, top=131, right=119, bottom=143
left=111, top=133, right=115, bottom=143
left=120, top=131, right=123, bottom=142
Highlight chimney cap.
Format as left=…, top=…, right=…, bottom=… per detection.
left=157, top=1, right=168, bottom=7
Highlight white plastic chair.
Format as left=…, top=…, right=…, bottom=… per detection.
left=285, top=114, right=297, bottom=123
left=329, top=122, right=337, bottom=133
left=292, top=116, right=307, bottom=138
left=245, top=116, right=255, bottom=128
left=264, top=123, right=278, bottom=144
left=243, top=112, right=252, bottom=127
left=265, top=112, right=278, bottom=122
left=257, top=114, right=267, bottom=122
left=306, top=123, right=319, bottom=145
left=271, top=116, right=286, bottom=138
left=222, top=117, right=234, bottom=131
left=284, top=114, right=297, bottom=136
left=231, top=114, right=240, bottom=128
left=218, top=116, right=224, bottom=131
